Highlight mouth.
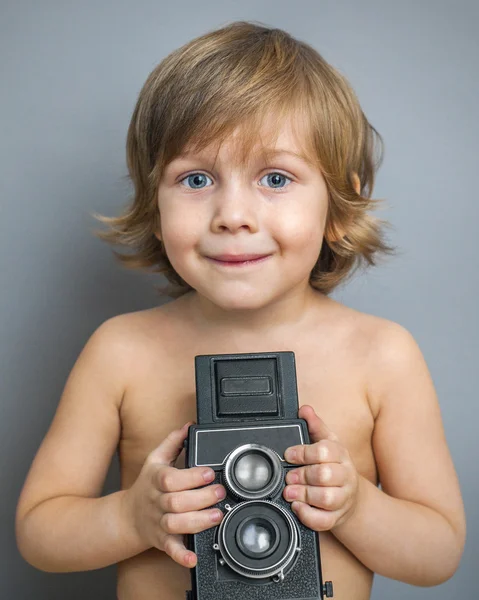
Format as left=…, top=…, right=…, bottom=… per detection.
left=206, top=253, right=272, bottom=267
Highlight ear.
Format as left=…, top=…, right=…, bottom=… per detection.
left=351, top=171, right=361, bottom=194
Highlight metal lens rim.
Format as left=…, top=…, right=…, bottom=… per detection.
left=224, top=444, right=283, bottom=500
left=217, top=500, right=300, bottom=579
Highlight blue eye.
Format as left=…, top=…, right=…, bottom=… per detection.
left=259, top=172, right=292, bottom=190
left=179, top=173, right=212, bottom=190
left=178, top=172, right=292, bottom=191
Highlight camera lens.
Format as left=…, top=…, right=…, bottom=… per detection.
left=224, top=444, right=283, bottom=500
left=216, top=500, right=300, bottom=580
left=236, top=516, right=280, bottom=558
left=241, top=521, right=273, bottom=553
left=235, top=453, right=272, bottom=491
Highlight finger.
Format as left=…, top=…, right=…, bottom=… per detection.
left=163, top=533, right=197, bottom=568
left=284, top=484, right=346, bottom=511
left=298, top=405, right=339, bottom=444
left=147, top=422, right=195, bottom=467
left=291, top=501, right=340, bottom=531
left=159, top=484, right=226, bottom=513
left=161, top=508, right=223, bottom=535
left=155, top=465, right=216, bottom=493
left=284, top=439, right=345, bottom=465
left=285, top=463, right=346, bottom=487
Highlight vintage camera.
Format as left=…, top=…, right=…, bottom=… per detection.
left=184, top=351, right=333, bottom=600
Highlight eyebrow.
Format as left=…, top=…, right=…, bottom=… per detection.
left=175, top=148, right=312, bottom=166
left=262, top=149, right=311, bottom=163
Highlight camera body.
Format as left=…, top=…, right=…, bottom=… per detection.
left=185, top=351, right=333, bottom=600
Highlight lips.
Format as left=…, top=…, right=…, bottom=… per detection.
left=206, top=253, right=272, bottom=266
left=212, top=254, right=270, bottom=262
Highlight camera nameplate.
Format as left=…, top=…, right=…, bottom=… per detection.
left=193, top=423, right=304, bottom=467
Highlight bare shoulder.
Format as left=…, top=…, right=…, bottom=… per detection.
left=361, top=314, right=428, bottom=414
left=351, top=309, right=432, bottom=422
left=320, top=298, right=424, bottom=416
left=94, top=306, right=168, bottom=342
left=92, top=300, right=183, bottom=357
left=89, top=298, right=196, bottom=394
left=320, top=296, right=416, bottom=356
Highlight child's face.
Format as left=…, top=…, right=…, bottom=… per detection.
left=156, top=117, right=329, bottom=312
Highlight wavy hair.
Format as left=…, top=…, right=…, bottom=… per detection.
left=95, top=20, right=394, bottom=296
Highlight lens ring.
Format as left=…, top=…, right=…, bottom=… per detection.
left=217, top=500, right=300, bottom=580
left=223, top=444, right=283, bottom=500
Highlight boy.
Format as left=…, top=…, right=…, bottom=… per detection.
left=15, top=21, right=465, bottom=600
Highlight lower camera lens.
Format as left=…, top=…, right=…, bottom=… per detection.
left=217, top=500, right=300, bottom=580
left=236, top=516, right=280, bottom=558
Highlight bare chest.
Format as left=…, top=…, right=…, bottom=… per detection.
left=118, top=336, right=378, bottom=487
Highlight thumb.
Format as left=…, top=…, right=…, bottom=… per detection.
left=298, top=405, right=339, bottom=444
left=147, top=421, right=194, bottom=467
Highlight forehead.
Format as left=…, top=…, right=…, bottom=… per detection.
left=171, top=112, right=316, bottom=169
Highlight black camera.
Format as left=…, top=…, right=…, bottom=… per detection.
left=185, top=351, right=333, bottom=600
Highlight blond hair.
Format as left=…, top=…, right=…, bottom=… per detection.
left=95, top=20, right=393, bottom=296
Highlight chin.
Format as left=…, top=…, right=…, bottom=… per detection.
left=202, top=288, right=277, bottom=312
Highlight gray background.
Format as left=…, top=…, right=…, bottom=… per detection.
left=1, top=0, right=477, bottom=598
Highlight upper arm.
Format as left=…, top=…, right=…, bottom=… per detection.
left=367, top=321, right=466, bottom=544
left=16, top=316, right=131, bottom=521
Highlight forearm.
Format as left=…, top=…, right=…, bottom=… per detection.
left=332, top=476, right=463, bottom=586
left=16, top=492, right=150, bottom=572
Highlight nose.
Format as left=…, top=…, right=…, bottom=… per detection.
left=210, top=183, right=259, bottom=234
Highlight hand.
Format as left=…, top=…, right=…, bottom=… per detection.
left=121, top=422, right=226, bottom=567
left=283, top=405, right=359, bottom=531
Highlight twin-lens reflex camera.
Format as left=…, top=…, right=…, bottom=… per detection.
left=184, top=351, right=334, bottom=600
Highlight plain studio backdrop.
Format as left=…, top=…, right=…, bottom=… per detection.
left=1, top=1, right=477, bottom=598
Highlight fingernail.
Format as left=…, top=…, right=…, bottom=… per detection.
left=285, top=448, right=297, bottom=462
left=202, top=469, right=215, bottom=482
left=215, top=486, right=226, bottom=499
left=285, top=486, right=298, bottom=500
left=211, top=509, right=223, bottom=522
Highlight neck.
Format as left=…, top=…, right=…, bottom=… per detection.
left=183, top=285, right=325, bottom=337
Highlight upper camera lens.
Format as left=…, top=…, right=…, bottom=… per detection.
left=223, top=444, right=283, bottom=500
left=235, top=453, right=272, bottom=491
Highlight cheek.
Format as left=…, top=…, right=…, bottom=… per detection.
left=278, top=204, right=327, bottom=252
left=160, top=208, right=201, bottom=252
